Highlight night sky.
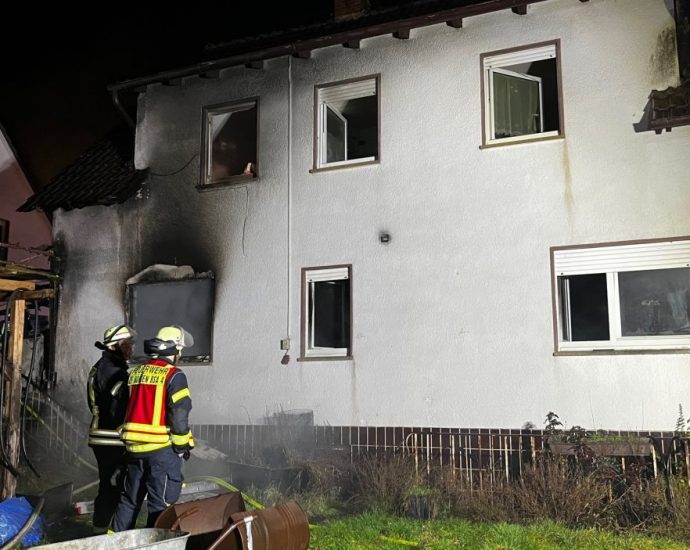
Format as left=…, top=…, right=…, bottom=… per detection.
left=0, top=3, right=331, bottom=191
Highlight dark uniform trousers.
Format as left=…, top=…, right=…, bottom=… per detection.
left=111, top=447, right=184, bottom=530
left=91, top=446, right=127, bottom=528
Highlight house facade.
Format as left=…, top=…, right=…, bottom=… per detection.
left=50, top=0, right=690, bottom=432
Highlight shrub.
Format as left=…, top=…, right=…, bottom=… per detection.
left=349, top=451, right=417, bottom=515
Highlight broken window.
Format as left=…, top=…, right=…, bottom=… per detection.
left=301, top=266, right=351, bottom=359
left=553, top=239, right=690, bottom=352
left=482, top=41, right=563, bottom=146
left=314, top=76, right=379, bottom=170
left=200, top=98, right=258, bottom=188
left=127, top=268, right=215, bottom=363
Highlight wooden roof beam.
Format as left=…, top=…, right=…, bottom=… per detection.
left=446, top=18, right=463, bottom=29
left=0, top=280, right=35, bottom=292
left=292, top=50, right=311, bottom=59
left=343, top=39, right=361, bottom=49
left=393, top=29, right=410, bottom=40
left=511, top=5, right=528, bottom=15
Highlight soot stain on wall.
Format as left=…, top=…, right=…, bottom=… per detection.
left=650, top=26, right=679, bottom=84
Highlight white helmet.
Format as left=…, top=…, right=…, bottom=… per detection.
left=143, top=325, right=194, bottom=357
left=102, top=324, right=136, bottom=348
left=156, top=325, right=194, bottom=349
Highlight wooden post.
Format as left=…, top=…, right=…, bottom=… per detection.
left=0, top=280, right=35, bottom=499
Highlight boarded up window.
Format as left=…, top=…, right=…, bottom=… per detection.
left=127, top=276, right=214, bottom=363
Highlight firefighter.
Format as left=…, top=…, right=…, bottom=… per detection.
left=111, top=325, right=195, bottom=531
left=87, top=324, right=136, bottom=533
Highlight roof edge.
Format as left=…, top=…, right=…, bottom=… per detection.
left=108, top=0, right=549, bottom=93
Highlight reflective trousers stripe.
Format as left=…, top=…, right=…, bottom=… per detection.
left=125, top=441, right=171, bottom=453
left=89, top=437, right=125, bottom=447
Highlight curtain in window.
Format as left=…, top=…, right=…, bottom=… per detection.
left=493, top=72, right=539, bottom=138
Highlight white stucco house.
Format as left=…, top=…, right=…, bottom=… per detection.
left=24, top=0, right=690, bottom=438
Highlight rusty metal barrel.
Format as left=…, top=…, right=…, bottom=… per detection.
left=212, top=501, right=310, bottom=550
left=154, top=492, right=246, bottom=550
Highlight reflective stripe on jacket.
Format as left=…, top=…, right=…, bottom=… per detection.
left=87, top=351, right=128, bottom=447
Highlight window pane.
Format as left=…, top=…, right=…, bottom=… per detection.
left=342, top=95, right=377, bottom=160
left=619, top=268, right=690, bottom=336
left=326, top=106, right=346, bottom=163
left=312, top=279, right=350, bottom=349
left=209, top=103, right=257, bottom=182
left=493, top=72, right=540, bottom=138
left=561, top=274, right=609, bottom=341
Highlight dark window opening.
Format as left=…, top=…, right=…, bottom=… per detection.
left=311, top=279, right=350, bottom=349
left=0, top=219, right=9, bottom=262
left=561, top=274, right=609, bottom=341
left=127, top=276, right=215, bottom=363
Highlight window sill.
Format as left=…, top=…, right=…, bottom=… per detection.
left=297, top=356, right=353, bottom=362
left=554, top=349, right=690, bottom=356
left=196, top=174, right=257, bottom=191
left=480, top=134, right=564, bottom=150
left=310, top=160, right=379, bottom=173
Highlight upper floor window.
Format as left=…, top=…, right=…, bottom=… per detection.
left=301, top=265, right=352, bottom=359
left=552, top=238, right=690, bottom=353
left=481, top=40, right=563, bottom=147
left=314, top=75, right=379, bottom=170
left=199, top=98, right=258, bottom=189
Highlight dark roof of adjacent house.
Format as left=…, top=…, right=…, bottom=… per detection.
left=18, top=127, right=147, bottom=213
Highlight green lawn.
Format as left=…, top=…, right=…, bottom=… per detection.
left=308, top=513, right=690, bottom=549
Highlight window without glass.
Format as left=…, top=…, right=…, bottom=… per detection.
left=552, top=239, right=690, bottom=352
left=315, top=76, right=379, bottom=169
left=127, top=275, right=215, bottom=363
left=301, top=266, right=352, bottom=359
left=481, top=41, right=563, bottom=146
left=200, top=98, right=258, bottom=187
left=0, top=219, right=9, bottom=262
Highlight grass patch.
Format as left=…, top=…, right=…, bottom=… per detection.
left=309, top=513, right=690, bottom=549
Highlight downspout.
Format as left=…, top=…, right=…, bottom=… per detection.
left=110, top=89, right=136, bottom=131
left=283, top=55, right=293, bottom=365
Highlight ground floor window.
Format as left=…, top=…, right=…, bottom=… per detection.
left=301, top=265, right=351, bottom=359
left=552, top=237, right=690, bottom=352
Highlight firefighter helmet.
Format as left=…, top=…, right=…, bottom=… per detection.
left=156, top=325, right=194, bottom=349
left=143, top=325, right=194, bottom=357
left=102, top=324, right=136, bottom=347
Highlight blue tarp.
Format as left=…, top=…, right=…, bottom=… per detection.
left=0, top=496, right=44, bottom=547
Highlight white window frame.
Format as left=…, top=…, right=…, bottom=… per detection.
left=321, top=104, right=348, bottom=166
left=301, top=265, right=352, bottom=359
left=482, top=41, right=561, bottom=146
left=552, top=238, right=690, bottom=353
left=315, top=76, right=378, bottom=170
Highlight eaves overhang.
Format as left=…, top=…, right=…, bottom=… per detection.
left=107, top=0, right=553, bottom=93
